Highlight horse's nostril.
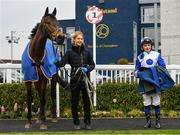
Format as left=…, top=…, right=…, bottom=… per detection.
left=58, top=34, right=65, bottom=39
left=57, top=35, right=61, bottom=38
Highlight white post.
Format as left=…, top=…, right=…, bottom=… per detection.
left=86, top=5, right=103, bottom=109
left=154, top=2, right=158, bottom=52
left=93, top=23, right=97, bottom=107
left=93, top=24, right=96, bottom=64
left=6, top=69, right=12, bottom=83
left=10, top=31, right=14, bottom=63
left=6, top=63, right=12, bottom=83
left=56, top=82, right=60, bottom=117
left=171, top=70, right=176, bottom=83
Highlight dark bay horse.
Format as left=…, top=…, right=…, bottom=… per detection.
left=22, top=7, right=65, bottom=129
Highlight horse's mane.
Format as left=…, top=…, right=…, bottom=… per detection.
left=29, top=23, right=40, bottom=39
left=29, top=14, right=57, bottom=39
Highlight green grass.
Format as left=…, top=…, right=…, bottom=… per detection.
left=1, top=130, right=180, bottom=134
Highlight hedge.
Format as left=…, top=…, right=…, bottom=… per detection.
left=96, top=82, right=180, bottom=113
left=0, top=82, right=179, bottom=118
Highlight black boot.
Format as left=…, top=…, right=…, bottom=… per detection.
left=84, top=119, right=92, bottom=130
left=144, top=114, right=151, bottom=128
left=155, top=114, right=161, bottom=129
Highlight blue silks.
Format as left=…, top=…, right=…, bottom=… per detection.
left=156, top=66, right=175, bottom=91
left=138, top=66, right=175, bottom=95
left=21, top=39, right=59, bottom=82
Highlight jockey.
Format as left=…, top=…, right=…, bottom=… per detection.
left=135, top=37, right=166, bottom=129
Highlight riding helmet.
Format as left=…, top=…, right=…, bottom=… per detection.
left=140, top=37, right=153, bottom=46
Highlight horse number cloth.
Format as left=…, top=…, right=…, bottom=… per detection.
left=21, top=39, right=58, bottom=82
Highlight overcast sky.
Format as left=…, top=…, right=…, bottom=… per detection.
left=0, top=0, right=75, bottom=61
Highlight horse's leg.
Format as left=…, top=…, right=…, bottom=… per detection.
left=25, top=82, right=33, bottom=129
left=50, top=74, right=58, bottom=122
left=35, top=80, right=48, bottom=130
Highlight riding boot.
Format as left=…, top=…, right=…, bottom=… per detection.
left=144, top=114, right=151, bottom=128
left=155, top=114, right=161, bottom=129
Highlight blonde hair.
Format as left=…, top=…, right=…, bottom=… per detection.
left=71, top=31, right=84, bottom=44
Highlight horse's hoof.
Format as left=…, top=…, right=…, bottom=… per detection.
left=40, top=124, right=47, bottom=130
left=36, top=119, right=42, bottom=124
left=51, top=118, right=58, bottom=123
left=25, top=123, right=32, bottom=129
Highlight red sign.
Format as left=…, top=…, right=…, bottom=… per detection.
left=86, top=6, right=103, bottom=24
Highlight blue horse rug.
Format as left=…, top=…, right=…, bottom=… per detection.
left=21, top=39, right=59, bottom=82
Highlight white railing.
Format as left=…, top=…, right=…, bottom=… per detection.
left=1, top=63, right=180, bottom=117
left=95, top=65, right=180, bottom=85
left=1, top=63, right=180, bottom=84
left=0, top=63, right=23, bottom=83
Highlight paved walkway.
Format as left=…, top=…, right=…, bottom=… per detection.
left=0, top=118, right=180, bottom=132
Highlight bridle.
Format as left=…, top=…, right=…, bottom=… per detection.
left=42, top=17, right=64, bottom=41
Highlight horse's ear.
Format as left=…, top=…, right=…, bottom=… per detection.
left=44, top=7, right=49, bottom=16
left=52, top=8, right=57, bottom=17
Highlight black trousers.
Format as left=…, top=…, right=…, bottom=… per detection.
left=70, top=81, right=91, bottom=125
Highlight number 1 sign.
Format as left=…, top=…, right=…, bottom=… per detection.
left=86, top=6, right=103, bottom=24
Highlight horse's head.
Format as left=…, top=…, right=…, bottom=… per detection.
left=41, top=7, right=65, bottom=44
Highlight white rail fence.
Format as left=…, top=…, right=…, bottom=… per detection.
left=1, top=63, right=180, bottom=117
left=0, top=63, right=180, bottom=84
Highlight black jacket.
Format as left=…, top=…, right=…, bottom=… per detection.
left=57, top=45, right=95, bottom=83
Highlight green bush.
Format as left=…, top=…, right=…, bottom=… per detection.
left=110, top=109, right=124, bottom=117
left=0, top=83, right=180, bottom=119
left=96, top=82, right=144, bottom=113
left=161, top=84, right=180, bottom=111
left=127, top=109, right=144, bottom=117
left=96, top=83, right=180, bottom=113
left=117, top=58, right=128, bottom=65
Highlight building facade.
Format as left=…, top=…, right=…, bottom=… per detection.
left=59, top=0, right=163, bottom=64
left=161, top=0, right=180, bottom=64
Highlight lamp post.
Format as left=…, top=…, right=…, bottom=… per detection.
left=5, top=31, right=20, bottom=63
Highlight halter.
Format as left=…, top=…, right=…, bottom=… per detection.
left=43, top=21, right=63, bottom=41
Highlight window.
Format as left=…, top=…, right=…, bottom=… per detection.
left=66, top=27, right=75, bottom=37
left=141, top=27, right=161, bottom=49
left=141, top=6, right=160, bottom=23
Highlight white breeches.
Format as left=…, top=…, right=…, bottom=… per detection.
left=142, top=93, right=160, bottom=106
